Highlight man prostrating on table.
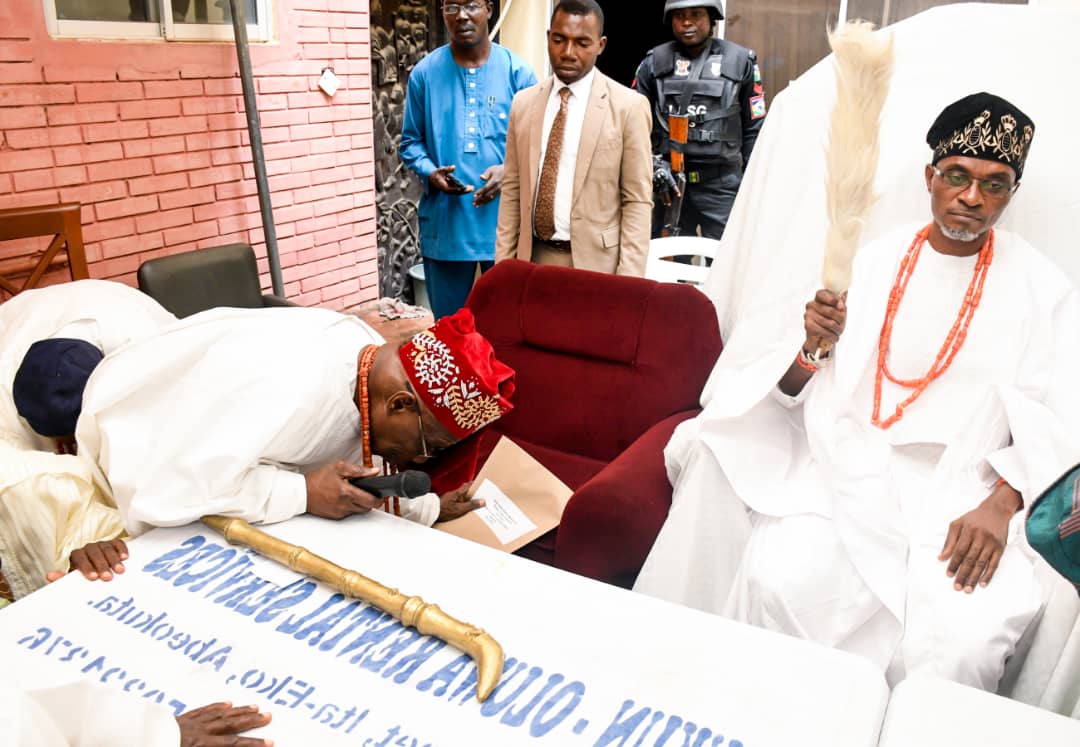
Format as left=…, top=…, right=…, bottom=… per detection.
left=76, top=307, right=514, bottom=537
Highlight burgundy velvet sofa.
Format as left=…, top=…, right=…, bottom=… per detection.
left=431, top=259, right=722, bottom=589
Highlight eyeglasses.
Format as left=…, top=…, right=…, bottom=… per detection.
left=443, top=2, right=484, bottom=16
left=405, top=380, right=445, bottom=461
left=931, top=166, right=1017, bottom=199
left=414, top=408, right=450, bottom=461
left=415, top=409, right=432, bottom=460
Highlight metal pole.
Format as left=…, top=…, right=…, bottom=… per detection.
left=228, top=0, right=285, bottom=297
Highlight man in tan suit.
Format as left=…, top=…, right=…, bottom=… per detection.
left=495, top=0, right=653, bottom=276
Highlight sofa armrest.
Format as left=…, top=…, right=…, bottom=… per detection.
left=262, top=294, right=298, bottom=308
left=554, top=410, right=700, bottom=589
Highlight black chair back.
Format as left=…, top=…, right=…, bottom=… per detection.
left=137, top=244, right=285, bottom=318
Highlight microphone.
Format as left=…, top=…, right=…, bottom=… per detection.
left=347, top=470, right=432, bottom=499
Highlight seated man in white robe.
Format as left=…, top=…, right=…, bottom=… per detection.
left=0, top=280, right=177, bottom=598
left=636, top=93, right=1080, bottom=691
left=76, top=306, right=515, bottom=537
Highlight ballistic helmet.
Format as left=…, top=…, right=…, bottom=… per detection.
left=663, top=0, right=724, bottom=24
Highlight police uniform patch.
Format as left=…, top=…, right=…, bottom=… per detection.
left=750, top=94, right=766, bottom=119
left=753, top=64, right=762, bottom=84
left=710, top=61, right=722, bottom=77
left=675, top=58, right=691, bottom=77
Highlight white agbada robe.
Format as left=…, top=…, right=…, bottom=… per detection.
left=76, top=306, right=440, bottom=537
left=2, top=639, right=180, bottom=745
left=0, top=280, right=177, bottom=451
left=0, top=280, right=177, bottom=598
left=635, top=224, right=1080, bottom=690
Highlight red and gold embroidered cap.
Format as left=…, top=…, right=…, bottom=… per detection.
left=399, top=308, right=515, bottom=440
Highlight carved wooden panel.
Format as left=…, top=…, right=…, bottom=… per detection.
left=372, top=0, right=443, bottom=300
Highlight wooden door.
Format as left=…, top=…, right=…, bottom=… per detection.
left=723, top=0, right=843, bottom=106
left=846, top=0, right=1027, bottom=26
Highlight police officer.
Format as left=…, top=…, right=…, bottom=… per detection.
left=634, top=0, right=766, bottom=239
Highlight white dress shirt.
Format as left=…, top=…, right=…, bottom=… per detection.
left=535, top=69, right=595, bottom=241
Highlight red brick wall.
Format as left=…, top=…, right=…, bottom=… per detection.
left=0, top=0, right=376, bottom=309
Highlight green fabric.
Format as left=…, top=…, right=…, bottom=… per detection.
left=1027, top=463, right=1080, bottom=584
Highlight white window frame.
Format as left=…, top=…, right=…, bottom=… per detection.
left=42, top=0, right=272, bottom=42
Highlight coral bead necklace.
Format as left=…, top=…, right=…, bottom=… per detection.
left=356, top=344, right=401, bottom=515
left=871, top=224, right=994, bottom=429
left=356, top=344, right=380, bottom=468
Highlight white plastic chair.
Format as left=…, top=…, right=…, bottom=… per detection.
left=645, top=236, right=720, bottom=286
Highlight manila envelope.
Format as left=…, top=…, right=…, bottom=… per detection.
left=434, top=436, right=572, bottom=553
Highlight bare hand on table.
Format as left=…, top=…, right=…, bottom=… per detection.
left=438, top=481, right=485, bottom=522
left=939, top=483, right=1020, bottom=592
left=305, top=461, right=383, bottom=520
left=45, top=538, right=129, bottom=583
left=177, top=702, right=272, bottom=747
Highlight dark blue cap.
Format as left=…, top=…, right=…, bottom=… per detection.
left=13, top=338, right=104, bottom=437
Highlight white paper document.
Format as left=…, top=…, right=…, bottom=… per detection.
left=472, top=479, right=537, bottom=545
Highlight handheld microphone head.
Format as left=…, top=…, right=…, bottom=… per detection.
left=400, top=470, right=432, bottom=498
left=348, top=470, right=432, bottom=498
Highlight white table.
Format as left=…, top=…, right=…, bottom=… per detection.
left=1, top=512, right=889, bottom=746
left=880, top=676, right=1080, bottom=746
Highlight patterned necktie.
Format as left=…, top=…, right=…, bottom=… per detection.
left=535, top=87, right=572, bottom=241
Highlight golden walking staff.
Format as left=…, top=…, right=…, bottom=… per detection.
left=201, top=515, right=505, bottom=702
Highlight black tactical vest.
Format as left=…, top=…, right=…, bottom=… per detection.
left=651, top=39, right=749, bottom=168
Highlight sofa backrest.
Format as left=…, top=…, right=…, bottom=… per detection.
left=467, top=260, right=722, bottom=463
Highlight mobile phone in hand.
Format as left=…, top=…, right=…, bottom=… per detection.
left=444, top=172, right=471, bottom=191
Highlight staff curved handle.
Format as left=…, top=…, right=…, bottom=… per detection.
left=201, top=515, right=504, bottom=701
